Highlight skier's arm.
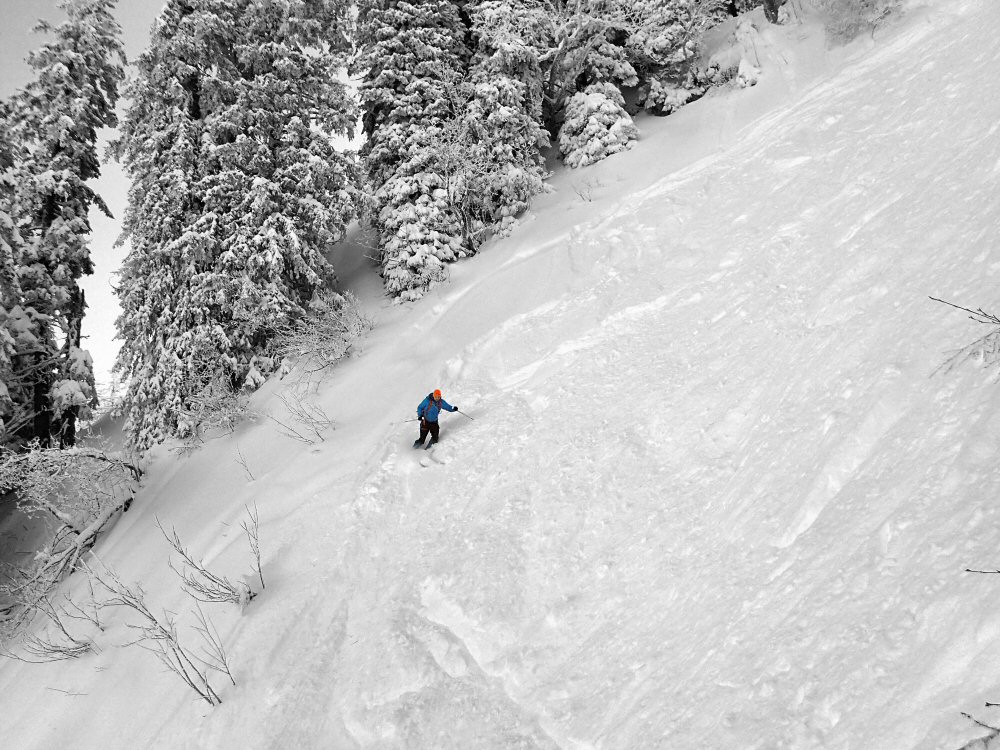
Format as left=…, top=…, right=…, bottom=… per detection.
left=442, top=399, right=457, bottom=412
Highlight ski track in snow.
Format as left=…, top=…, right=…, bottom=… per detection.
left=324, top=5, right=1000, bottom=747
left=4, top=2, right=1000, bottom=749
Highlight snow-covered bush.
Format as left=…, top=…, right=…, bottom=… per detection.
left=172, top=365, right=252, bottom=450
left=273, top=290, right=373, bottom=380
left=558, top=82, right=640, bottom=168
left=697, top=18, right=763, bottom=89
left=814, top=0, right=902, bottom=41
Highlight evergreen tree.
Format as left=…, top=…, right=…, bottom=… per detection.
left=627, top=0, right=729, bottom=115
left=558, top=80, right=638, bottom=167
left=537, top=0, right=637, bottom=136
left=457, top=0, right=549, bottom=239
left=0, top=107, right=23, bottom=438
left=6, top=0, right=125, bottom=447
left=114, top=0, right=356, bottom=449
left=355, top=0, right=471, bottom=300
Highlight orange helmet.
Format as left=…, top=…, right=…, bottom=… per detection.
left=433, top=389, right=442, bottom=398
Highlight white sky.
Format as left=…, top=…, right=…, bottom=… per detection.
left=0, top=0, right=167, bottom=390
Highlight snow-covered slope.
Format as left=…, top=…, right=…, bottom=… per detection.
left=4, top=2, right=1000, bottom=748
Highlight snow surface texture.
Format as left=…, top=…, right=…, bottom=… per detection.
left=4, top=2, right=1000, bottom=748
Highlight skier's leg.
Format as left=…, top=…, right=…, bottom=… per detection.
left=414, top=420, right=429, bottom=447
left=428, top=421, right=440, bottom=445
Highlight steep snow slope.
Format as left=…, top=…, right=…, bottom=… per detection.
left=3, top=2, right=1000, bottom=748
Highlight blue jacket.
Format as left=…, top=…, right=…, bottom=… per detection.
left=418, top=394, right=456, bottom=423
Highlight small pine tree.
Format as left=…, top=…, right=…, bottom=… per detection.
left=558, top=81, right=639, bottom=168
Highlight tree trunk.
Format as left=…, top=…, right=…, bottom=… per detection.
left=32, top=353, right=51, bottom=447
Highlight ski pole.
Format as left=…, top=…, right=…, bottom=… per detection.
left=457, top=410, right=475, bottom=420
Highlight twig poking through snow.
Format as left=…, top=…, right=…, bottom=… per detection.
left=241, top=503, right=264, bottom=592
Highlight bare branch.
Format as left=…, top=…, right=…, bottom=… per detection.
left=85, top=561, right=223, bottom=706
left=241, top=503, right=264, bottom=592
left=932, top=297, right=1000, bottom=375
left=234, top=445, right=254, bottom=481
left=962, top=711, right=1000, bottom=733
left=157, top=520, right=254, bottom=609
left=191, top=602, right=235, bottom=686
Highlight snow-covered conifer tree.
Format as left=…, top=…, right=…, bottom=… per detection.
left=115, top=0, right=356, bottom=449
left=537, top=0, right=636, bottom=129
left=627, top=0, right=729, bottom=115
left=455, top=0, right=549, bottom=239
left=6, top=0, right=125, bottom=446
left=355, top=0, right=471, bottom=299
left=0, top=109, right=23, bottom=437
left=558, top=80, right=638, bottom=167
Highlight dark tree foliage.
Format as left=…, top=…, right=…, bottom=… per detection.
left=1, top=0, right=125, bottom=449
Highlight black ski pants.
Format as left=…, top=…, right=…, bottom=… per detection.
left=418, top=419, right=440, bottom=444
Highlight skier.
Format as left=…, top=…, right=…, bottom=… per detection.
left=414, top=389, right=458, bottom=448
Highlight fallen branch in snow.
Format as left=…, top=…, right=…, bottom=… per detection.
left=0, top=581, right=100, bottom=663
left=0, top=495, right=135, bottom=632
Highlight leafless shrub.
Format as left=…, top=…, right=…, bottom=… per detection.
left=241, top=503, right=264, bottom=592
left=158, top=521, right=254, bottom=609
left=60, top=583, right=103, bottom=631
left=191, top=602, right=235, bottom=687
left=86, top=562, right=223, bottom=707
left=0, top=594, right=97, bottom=663
left=21, top=629, right=95, bottom=662
left=571, top=177, right=603, bottom=203
left=267, top=393, right=334, bottom=444
left=273, top=290, right=373, bottom=383
left=234, top=445, right=254, bottom=481
left=0, top=578, right=101, bottom=663
left=931, top=297, right=1000, bottom=374
left=173, top=367, right=253, bottom=452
